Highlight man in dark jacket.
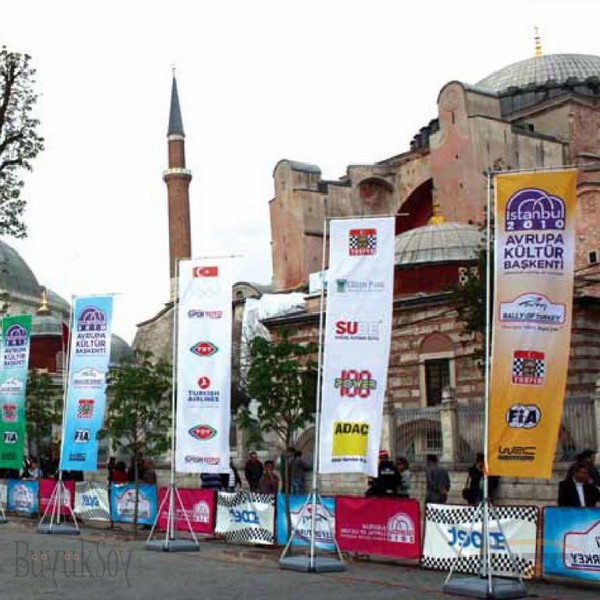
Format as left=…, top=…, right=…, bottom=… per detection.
left=558, top=463, right=600, bottom=507
left=244, top=451, right=263, bottom=492
left=425, top=454, right=451, bottom=504
left=366, top=450, right=400, bottom=496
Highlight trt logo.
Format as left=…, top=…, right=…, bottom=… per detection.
left=74, top=429, right=91, bottom=443
left=334, top=369, right=377, bottom=398
left=193, top=266, right=218, bottom=277
left=3, top=431, right=17, bottom=444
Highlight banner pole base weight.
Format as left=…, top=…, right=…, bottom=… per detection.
left=145, top=483, right=199, bottom=552
left=37, top=478, right=80, bottom=536
left=443, top=577, right=527, bottom=599
left=0, top=507, right=6, bottom=523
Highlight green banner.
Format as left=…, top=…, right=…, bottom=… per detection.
left=0, top=315, right=32, bottom=470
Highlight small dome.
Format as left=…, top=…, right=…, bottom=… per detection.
left=32, top=313, right=63, bottom=336
left=110, top=334, right=135, bottom=367
left=476, top=53, right=600, bottom=93
left=0, top=240, right=40, bottom=297
left=395, top=223, right=482, bottom=266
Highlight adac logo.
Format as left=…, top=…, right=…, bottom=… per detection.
left=349, top=228, right=377, bottom=256
left=5, top=324, right=27, bottom=347
left=3, top=431, right=18, bottom=444
left=74, top=429, right=91, bottom=443
left=193, top=266, right=218, bottom=278
left=505, top=404, right=541, bottom=429
left=332, top=422, right=369, bottom=458
left=511, top=350, right=545, bottom=385
left=77, top=399, right=95, bottom=419
left=189, top=424, right=217, bottom=441
left=499, top=293, right=565, bottom=325
left=78, top=307, right=107, bottom=332
left=2, top=403, right=17, bottom=423
left=198, top=376, right=211, bottom=390
left=190, top=341, right=219, bottom=357
left=505, top=188, right=565, bottom=232
left=497, top=445, right=536, bottom=461
left=334, top=369, right=377, bottom=398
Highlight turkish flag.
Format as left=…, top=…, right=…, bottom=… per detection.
left=193, top=266, right=218, bottom=277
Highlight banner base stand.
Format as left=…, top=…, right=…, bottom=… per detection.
left=146, top=539, right=199, bottom=552
left=279, top=556, right=346, bottom=573
left=443, top=576, right=527, bottom=599
left=145, top=483, right=200, bottom=552
left=37, top=475, right=80, bottom=536
left=37, top=523, right=80, bottom=535
left=0, top=510, right=6, bottom=523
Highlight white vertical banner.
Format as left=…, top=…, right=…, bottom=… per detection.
left=318, top=217, right=395, bottom=476
left=175, top=259, right=232, bottom=473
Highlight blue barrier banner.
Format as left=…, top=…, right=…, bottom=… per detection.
left=7, top=479, right=38, bottom=514
left=60, top=296, right=113, bottom=471
left=110, top=483, right=157, bottom=525
left=543, top=507, right=600, bottom=581
left=276, top=494, right=336, bottom=550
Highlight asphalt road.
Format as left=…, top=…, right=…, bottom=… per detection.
left=0, top=520, right=598, bottom=600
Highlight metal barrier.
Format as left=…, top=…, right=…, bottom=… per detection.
left=395, top=406, right=442, bottom=463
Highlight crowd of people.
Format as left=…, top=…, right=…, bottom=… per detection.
left=557, top=449, right=600, bottom=507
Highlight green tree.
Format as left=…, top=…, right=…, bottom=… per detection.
left=101, top=351, right=171, bottom=536
left=240, top=331, right=317, bottom=531
left=0, top=47, right=44, bottom=237
left=26, top=370, right=62, bottom=460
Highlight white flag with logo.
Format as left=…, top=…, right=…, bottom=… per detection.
left=318, top=217, right=395, bottom=476
left=175, top=259, right=232, bottom=473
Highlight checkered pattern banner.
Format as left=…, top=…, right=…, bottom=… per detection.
left=422, top=503, right=539, bottom=579
left=215, top=491, right=275, bottom=545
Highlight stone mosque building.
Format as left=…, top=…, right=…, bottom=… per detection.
left=135, top=46, right=600, bottom=501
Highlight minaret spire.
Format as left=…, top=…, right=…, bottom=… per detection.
left=534, top=26, right=543, bottom=58
left=163, top=69, right=192, bottom=294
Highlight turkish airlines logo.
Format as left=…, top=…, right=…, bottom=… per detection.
left=193, top=266, right=218, bottom=277
left=198, top=376, right=211, bottom=389
left=334, top=369, right=377, bottom=398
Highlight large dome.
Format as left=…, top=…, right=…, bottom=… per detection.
left=0, top=239, right=40, bottom=297
left=395, top=223, right=482, bottom=266
left=476, top=54, right=600, bottom=94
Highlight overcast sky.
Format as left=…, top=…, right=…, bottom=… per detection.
left=2, top=0, right=598, bottom=343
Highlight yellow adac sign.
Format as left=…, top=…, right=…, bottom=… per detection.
left=332, top=422, right=369, bottom=457
left=488, top=170, right=577, bottom=478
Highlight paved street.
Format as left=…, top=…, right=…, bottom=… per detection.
left=0, top=519, right=598, bottom=600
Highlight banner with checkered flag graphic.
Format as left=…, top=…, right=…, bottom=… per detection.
left=215, top=491, right=275, bottom=545
left=422, top=503, right=539, bottom=579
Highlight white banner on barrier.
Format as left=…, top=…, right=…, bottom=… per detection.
left=318, top=217, right=395, bottom=477
left=215, top=491, right=275, bottom=545
left=421, top=503, right=538, bottom=579
left=0, top=479, right=6, bottom=509
left=74, top=481, right=110, bottom=521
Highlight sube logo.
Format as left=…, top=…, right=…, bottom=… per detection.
left=335, top=321, right=380, bottom=340
left=193, top=266, right=218, bottom=278
left=190, top=341, right=219, bottom=357
left=189, top=424, right=217, bottom=441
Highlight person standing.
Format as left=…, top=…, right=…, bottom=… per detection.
left=425, top=454, right=451, bottom=504
left=258, top=460, right=280, bottom=495
left=396, top=457, right=411, bottom=498
left=558, top=463, right=600, bottom=507
left=244, top=451, right=263, bottom=492
left=289, top=450, right=309, bottom=495
left=366, top=450, right=400, bottom=496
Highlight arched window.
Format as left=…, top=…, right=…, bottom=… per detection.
left=419, top=333, right=455, bottom=407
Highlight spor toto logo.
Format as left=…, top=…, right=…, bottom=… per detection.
left=505, top=187, right=566, bottom=231
left=505, top=404, right=541, bottom=429
left=189, top=424, right=217, bottom=441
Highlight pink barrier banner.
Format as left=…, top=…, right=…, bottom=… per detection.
left=157, top=488, right=215, bottom=534
left=39, top=479, right=75, bottom=516
left=336, top=496, right=421, bottom=559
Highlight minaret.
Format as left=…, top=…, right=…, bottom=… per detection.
left=164, top=70, right=192, bottom=295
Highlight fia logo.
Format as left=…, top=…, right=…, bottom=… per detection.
left=74, top=429, right=91, bottom=443
left=3, top=431, right=17, bottom=444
